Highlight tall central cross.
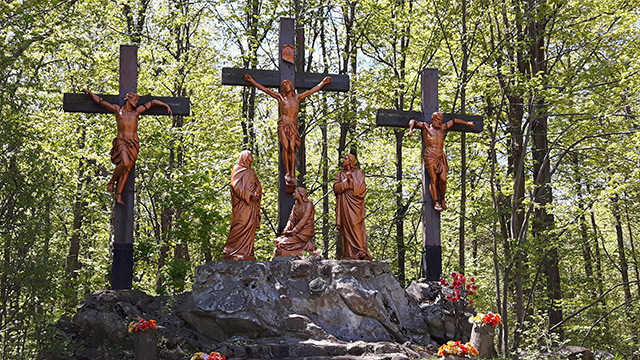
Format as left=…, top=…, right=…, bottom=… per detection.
left=376, top=68, right=483, bottom=281
left=222, top=17, right=350, bottom=234
left=63, top=45, right=190, bottom=290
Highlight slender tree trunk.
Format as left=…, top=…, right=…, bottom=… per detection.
left=588, top=184, right=606, bottom=300
left=319, top=15, right=330, bottom=258
left=612, top=196, right=632, bottom=301
left=624, top=196, right=640, bottom=297
left=573, top=155, right=593, bottom=279
left=65, top=157, right=89, bottom=309
left=487, top=101, right=507, bottom=355
left=295, top=3, right=307, bottom=188
left=457, top=0, right=470, bottom=275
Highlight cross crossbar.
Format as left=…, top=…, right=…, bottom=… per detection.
left=376, top=109, right=483, bottom=132
left=222, top=67, right=350, bottom=92
left=63, top=93, right=190, bottom=116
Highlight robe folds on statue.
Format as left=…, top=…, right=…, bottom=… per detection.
left=224, top=163, right=262, bottom=261
left=334, top=168, right=372, bottom=260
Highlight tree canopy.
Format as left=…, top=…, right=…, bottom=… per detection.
left=1, top=0, right=639, bottom=357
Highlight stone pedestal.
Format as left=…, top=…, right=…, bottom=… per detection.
left=133, top=329, right=158, bottom=360
left=469, top=323, right=496, bottom=358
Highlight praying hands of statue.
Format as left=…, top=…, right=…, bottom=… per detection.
left=82, top=88, right=173, bottom=204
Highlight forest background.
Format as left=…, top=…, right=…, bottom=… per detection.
left=1, top=0, right=639, bottom=358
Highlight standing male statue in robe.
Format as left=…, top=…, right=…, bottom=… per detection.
left=243, top=74, right=331, bottom=190
left=82, top=89, right=173, bottom=204
left=274, top=187, right=316, bottom=257
left=408, top=111, right=474, bottom=211
left=224, top=150, right=262, bottom=261
left=334, top=154, right=371, bottom=260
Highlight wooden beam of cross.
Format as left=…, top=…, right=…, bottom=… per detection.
left=222, top=17, right=350, bottom=234
left=375, top=68, right=483, bottom=281
left=63, top=45, right=190, bottom=290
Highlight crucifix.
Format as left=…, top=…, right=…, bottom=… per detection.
left=222, top=17, right=350, bottom=234
left=63, top=45, right=190, bottom=290
left=376, top=68, right=483, bottom=281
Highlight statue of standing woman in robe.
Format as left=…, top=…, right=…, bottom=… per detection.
left=223, top=150, right=262, bottom=261
left=334, top=154, right=371, bottom=260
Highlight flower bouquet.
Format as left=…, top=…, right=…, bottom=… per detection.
left=469, top=312, right=502, bottom=327
left=128, top=318, right=157, bottom=333
left=438, top=340, right=479, bottom=358
left=191, top=352, right=226, bottom=360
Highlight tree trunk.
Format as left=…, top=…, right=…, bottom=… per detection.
left=612, top=196, right=632, bottom=302
left=295, top=6, right=307, bottom=188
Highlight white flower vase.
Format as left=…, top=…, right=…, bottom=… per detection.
left=470, top=323, right=497, bottom=358
left=133, top=329, right=159, bottom=360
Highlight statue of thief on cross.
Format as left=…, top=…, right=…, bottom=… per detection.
left=408, top=111, right=474, bottom=211
left=82, top=89, right=172, bottom=204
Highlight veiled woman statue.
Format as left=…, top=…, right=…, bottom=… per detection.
left=334, top=154, right=371, bottom=260
left=223, top=150, right=262, bottom=260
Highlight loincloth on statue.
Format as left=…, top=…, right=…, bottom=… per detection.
left=110, top=137, right=140, bottom=165
left=277, top=121, right=301, bottom=149
left=424, top=151, right=448, bottom=174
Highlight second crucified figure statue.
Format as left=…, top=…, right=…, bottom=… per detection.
left=83, top=89, right=172, bottom=204
left=243, top=74, right=331, bottom=192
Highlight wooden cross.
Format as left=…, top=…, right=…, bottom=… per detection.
left=222, top=17, right=350, bottom=234
left=376, top=68, right=483, bottom=281
left=63, top=45, right=190, bottom=290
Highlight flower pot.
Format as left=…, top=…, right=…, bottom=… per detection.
left=470, top=323, right=497, bottom=358
left=133, top=329, right=158, bottom=360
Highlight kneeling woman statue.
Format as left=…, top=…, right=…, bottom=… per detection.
left=274, top=187, right=316, bottom=258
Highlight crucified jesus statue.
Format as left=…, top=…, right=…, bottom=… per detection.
left=243, top=73, right=331, bottom=189
left=82, top=89, right=172, bottom=204
left=408, top=111, right=474, bottom=212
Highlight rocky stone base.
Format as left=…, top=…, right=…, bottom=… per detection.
left=39, top=259, right=608, bottom=360
left=215, top=337, right=438, bottom=360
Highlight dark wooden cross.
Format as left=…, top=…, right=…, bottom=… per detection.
left=222, top=17, right=350, bottom=234
left=63, top=45, right=190, bottom=290
left=376, top=68, right=483, bottom=281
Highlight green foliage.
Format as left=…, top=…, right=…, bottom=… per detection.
left=1, top=0, right=640, bottom=357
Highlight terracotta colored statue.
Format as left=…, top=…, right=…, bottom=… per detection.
left=408, top=111, right=474, bottom=211
left=224, top=150, right=262, bottom=261
left=82, top=89, right=173, bottom=204
left=334, top=154, right=371, bottom=260
left=274, top=187, right=316, bottom=257
left=243, top=73, right=331, bottom=191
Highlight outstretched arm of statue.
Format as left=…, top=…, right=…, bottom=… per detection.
left=446, top=118, right=474, bottom=130
left=407, top=119, right=424, bottom=137
left=138, top=99, right=173, bottom=116
left=298, top=76, right=331, bottom=100
left=243, top=73, right=279, bottom=99
left=82, top=89, right=118, bottom=113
